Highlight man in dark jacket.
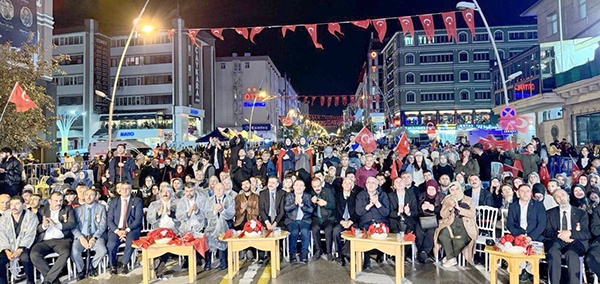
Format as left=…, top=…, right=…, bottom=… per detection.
left=465, top=175, right=494, bottom=208
left=230, top=148, right=253, bottom=193
left=472, top=143, right=492, bottom=183
left=257, top=176, right=286, bottom=265
left=207, top=137, right=225, bottom=176
left=284, top=179, right=314, bottom=264
left=388, top=177, right=418, bottom=234
left=0, top=147, right=23, bottom=196
left=355, top=176, right=390, bottom=270
left=332, top=177, right=358, bottom=266
left=586, top=201, right=600, bottom=281
left=309, top=177, right=336, bottom=261
left=108, top=144, right=136, bottom=185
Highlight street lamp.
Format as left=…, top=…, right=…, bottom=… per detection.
left=56, top=110, right=86, bottom=154
left=106, top=0, right=151, bottom=153
left=457, top=0, right=510, bottom=106
left=245, top=90, right=274, bottom=141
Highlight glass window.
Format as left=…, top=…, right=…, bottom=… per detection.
left=404, top=36, right=414, bottom=46
left=576, top=113, right=600, bottom=145
left=458, top=32, right=468, bottom=43
left=494, top=31, right=503, bottom=41
left=459, top=51, right=468, bottom=62
left=578, top=0, right=586, bottom=19
left=405, top=54, right=414, bottom=65
left=406, top=92, right=415, bottom=103
left=547, top=12, right=558, bottom=35
left=460, top=90, right=470, bottom=101
left=460, top=71, right=469, bottom=82
left=220, top=63, right=226, bottom=69
left=405, top=73, right=415, bottom=84
left=245, top=62, right=250, bottom=68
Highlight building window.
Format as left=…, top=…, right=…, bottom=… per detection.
left=474, top=72, right=491, bottom=81
left=420, top=54, right=454, bottom=64
left=475, top=91, right=491, bottom=100
left=508, top=31, right=538, bottom=41
left=459, top=51, right=468, bottom=62
left=474, top=33, right=489, bottom=42
left=406, top=92, right=416, bottom=103
left=234, top=62, right=241, bottom=71
left=578, top=0, right=586, bottom=19
left=473, top=52, right=490, bottom=61
left=576, top=113, right=600, bottom=145
left=404, top=36, right=414, bottom=46
left=494, top=31, right=504, bottom=41
left=498, top=50, right=505, bottom=60
left=458, top=32, right=468, bottom=43
left=460, top=90, right=470, bottom=101
left=405, top=73, right=415, bottom=84
left=420, top=73, right=454, bottom=83
left=420, top=92, right=455, bottom=102
left=547, top=12, right=558, bottom=35
left=245, top=62, right=250, bottom=68
left=459, top=70, right=469, bottom=82
left=405, top=54, right=415, bottom=65
left=220, top=63, right=226, bottom=69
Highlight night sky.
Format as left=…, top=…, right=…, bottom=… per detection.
left=53, top=0, right=537, bottom=115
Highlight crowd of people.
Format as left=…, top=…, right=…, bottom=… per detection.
left=1, top=134, right=600, bottom=284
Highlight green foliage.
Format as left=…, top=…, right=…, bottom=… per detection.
left=0, top=42, right=66, bottom=151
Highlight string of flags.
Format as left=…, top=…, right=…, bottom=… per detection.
left=169, top=9, right=477, bottom=49
left=296, top=94, right=384, bottom=107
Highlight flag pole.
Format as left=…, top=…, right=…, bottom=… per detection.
left=0, top=83, right=16, bottom=126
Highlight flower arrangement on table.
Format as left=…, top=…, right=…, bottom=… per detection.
left=496, top=234, right=534, bottom=255
left=132, top=228, right=209, bottom=257
left=367, top=223, right=389, bottom=240
left=243, top=220, right=264, bottom=238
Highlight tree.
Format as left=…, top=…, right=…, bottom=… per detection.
left=0, top=42, right=65, bottom=151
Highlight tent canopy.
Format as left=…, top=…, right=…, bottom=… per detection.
left=196, top=128, right=230, bottom=143
left=240, top=130, right=264, bottom=142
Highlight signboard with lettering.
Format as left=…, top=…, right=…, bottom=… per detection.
left=242, top=124, right=271, bottom=131
left=193, top=45, right=201, bottom=104
left=0, top=0, right=37, bottom=46
left=243, top=101, right=266, bottom=108
left=93, top=34, right=110, bottom=112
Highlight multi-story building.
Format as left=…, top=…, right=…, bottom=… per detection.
left=490, top=0, right=600, bottom=145
left=216, top=53, right=298, bottom=140
left=52, top=18, right=216, bottom=150
left=382, top=25, right=538, bottom=142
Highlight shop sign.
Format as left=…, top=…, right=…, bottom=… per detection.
left=243, top=102, right=266, bottom=108
left=242, top=124, right=271, bottom=131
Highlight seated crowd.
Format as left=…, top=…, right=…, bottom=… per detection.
left=1, top=136, right=600, bottom=284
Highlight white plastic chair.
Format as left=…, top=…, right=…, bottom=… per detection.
left=38, top=252, right=74, bottom=282
left=475, top=206, right=498, bottom=270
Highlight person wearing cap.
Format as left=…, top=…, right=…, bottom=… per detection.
left=415, top=179, right=444, bottom=263
left=434, top=181, right=477, bottom=268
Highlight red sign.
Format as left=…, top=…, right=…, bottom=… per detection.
left=243, top=92, right=267, bottom=101
left=515, top=83, right=535, bottom=92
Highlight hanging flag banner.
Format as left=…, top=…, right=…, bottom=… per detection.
left=188, top=29, right=201, bottom=47
left=304, top=24, right=323, bottom=49
left=351, top=19, right=371, bottom=29
left=327, top=23, right=344, bottom=40
left=419, top=14, right=435, bottom=43
left=462, top=9, right=476, bottom=37
left=441, top=12, right=458, bottom=42
left=249, top=27, right=264, bottom=43
left=372, top=19, right=387, bottom=43
left=398, top=16, right=415, bottom=38
left=235, top=28, right=249, bottom=39
left=211, top=28, right=224, bottom=41
left=281, top=25, right=296, bottom=37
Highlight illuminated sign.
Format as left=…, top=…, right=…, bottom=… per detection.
left=515, top=83, right=535, bottom=92
left=244, top=92, right=268, bottom=101
left=119, top=132, right=135, bottom=137
left=243, top=102, right=266, bottom=108
left=242, top=124, right=271, bottom=131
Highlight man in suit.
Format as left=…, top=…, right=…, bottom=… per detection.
left=30, top=191, right=77, bottom=284
left=545, top=189, right=590, bottom=284
left=336, top=154, right=355, bottom=179
left=388, top=177, right=418, bottom=234
left=310, top=177, right=336, bottom=261
left=506, top=184, right=547, bottom=281
left=332, top=177, right=358, bottom=266
left=106, top=182, right=143, bottom=275
left=257, top=176, right=285, bottom=264
left=71, top=187, right=107, bottom=280
left=465, top=174, right=494, bottom=208
left=0, top=196, right=39, bottom=284
left=355, top=176, right=390, bottom=270
left=284, top=179, right=314, bottom=264
left=586, top=201, right=600, bottom=283
left=207, top=137, right=225, bottom=176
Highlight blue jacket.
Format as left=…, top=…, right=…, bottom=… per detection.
left=355, top=187, right=391, bottom=229
left=507, top=199, right=546, bottom=241
left=283, top=191, right=314, bottom=225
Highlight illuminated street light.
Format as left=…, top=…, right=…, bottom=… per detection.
left=57, top=111, right=86, bottom=154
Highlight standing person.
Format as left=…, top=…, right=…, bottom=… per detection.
left=310, top=177, right=336, bottom=261
left=284, top=179, right=314, bottom=264
left=230, top=149, right=253, bottom=193
left=106, top=182, right=143, bottom=275
left=277, top=138, right=296, bottom=180
left=433, top=154, right=454, bottom=181
left=472, top=143, right=492, bottom=185
left=30, top=192, right=77, bottom=284
left=108, top=144, right=135, bottom=185
left=545, top=189, right=590, bottom=284
left=295, top=137, right=313, bottom=175
left=159, top=158, right=175, bottom=184
left=204, top=183, right=235, bottom=271
left=207, top=137, right=224, bottom=176
left=70, top=188, right=107, bottom=280
left=355, top=176, right=390, bottom=270
left=0, top=148, right=23, bottom=197
left=200, top=153, right=216, bottom=182
left=261, top=151, right=277, bottom=178
left=228, top=133, right=245, bottom=168
left=454, top=148, right=480, bottom=178
left=586, top=202, right=600, bottom=282
left=434, top=182, right=478, bottom=268
left=503, top=144, right=540, bottom=181
left=0, top=196, right=39, bottom=284
left=355, top=154, right=378, bottom=189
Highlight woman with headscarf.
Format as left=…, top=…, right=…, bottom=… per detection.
left=454, top=148, right=480, bottom=178
left=294, top=137, right=313, bottom=175
left=406, top=151, right=430, bottom=187
left=140, top=176, right=156, bottom=208
left=277, top=137, right=296, bottom=180
left=171, top=177, right=184, bottom=199
left=527, top=172, right=541, bottom=187
left=571, top=184, right=593, bottom=215
left=434, top=181, right=478, bottom=268
left=433, top=154, right=454, bottom=181
left=415, top=180, right=445, bottom=263
left=71, top=170, right=93, bottom=189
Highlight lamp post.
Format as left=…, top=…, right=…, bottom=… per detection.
left=56, top=110, right=86, bottom=154
left=457, top=0, right=510, bottom=106
left=245, top=90, right=273, bottom=142
left=106, top=0, right=151, bottom=153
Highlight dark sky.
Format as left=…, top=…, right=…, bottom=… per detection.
left=53, top=0, right=538, bottom=115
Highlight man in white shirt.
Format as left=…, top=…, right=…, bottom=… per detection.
left=30, top=191, right=77, bottom=284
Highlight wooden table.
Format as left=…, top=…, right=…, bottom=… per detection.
left=485, top=246, right=545, bottom=284
left=341, top=233, right=412, bottom=284
left=219, top=231, right=289, bottom=280
left=133, top=243, right=197, bottom=284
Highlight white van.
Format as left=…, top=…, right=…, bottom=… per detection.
left=88, top=140, right=152, bottom=158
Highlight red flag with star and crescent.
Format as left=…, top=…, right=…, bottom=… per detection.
left=281, top=25, right=296, bottom=37
left=351, top=20, right=370, bottom=29
left=9, top=82, right=37, bottom=112
left=395, top=132, right=410, bottom=157
left=462, top=9, right=476, bottom=37
left=398, top=16, right=415, bottom=38
left=210, top=28, right=224, bottom=41
left=441, top=12, right=458, bottom=42
left=372, top=19, right=387, bottom=43
left=327, top=23, right=344, bottom=40
left=355, top=127, right=377, bottom=154
left=188, top=29, right=201, bottom=47
left=234, top=28, right=249, bottom=39
left=419, top=14, right=435, bottom=43
left=249, top=27, right=264, bottom=43
left=304, top=24, right=323, bottom=49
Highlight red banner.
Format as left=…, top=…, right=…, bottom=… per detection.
left=327, top=23, right=344, bottom=40
left=419, top=14, right=435, bottom=43
left=304, top=24, right=323, bottom=49
left=188, top=29, right=201, bottom=47
left=210, top=28, right=224, bottom=41
left=462, top=9, right=476, bottom=37
left=281, top=25, right=296, bottom=37
left=355, top=127, right=377, bottom=153
left=250, top=27, right=264, bottom=43
left=334, top=96, right=340, bottom=106
left=342, top=96, right=347, bottom=105
left=372, top=19, right=387, bottom=43
left=398, top=16, right=415, bottom=38
left=351, top=19, right=370, bottom=29
left=327, top=96, right=332, bottom=107
left=320, top=96, right=325, bottom=106
left=441, top=12, right=458, bottom=42
left=235, top=28, right=249, bottom=39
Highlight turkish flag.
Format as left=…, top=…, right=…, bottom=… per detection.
left=327, top=96, right=332, bottom=107
left=441, top=12, right=458, bottom=42
left=327, top=23, right=344, bottom=40
left=334, top=96, right=340, bottom=106
left=395, top=132, right=410, bottom=157
left=355, top=127, right=377, bottom=154
left=462, top=9, right=476, bottom=37
left=320, top=96, right=325, bottom=106
left=342, top=96, right=348, bottom=105
left=572, top=163, right=583, bottom=186
left=234, top=28, right=249, bottom=39
left=167, top=29, right=175, bottom=40
left=390, top=159, right=403, bottom=181
left=9, top=82, right=37, bottom=112
left=281, top=25, right=296, bottom=37
left=419, top=14, right=435, bottom=43
left=503, top=164, right=522, bottom=177
left=249, top=27, right=264, bottom=43
left=372, top=19, right=387, bottom=43
left=398, top=16, right=415, bottom=38
left=351, top=20, right=370, bottom=29
left=210, top=28, right=224, bottom=41
left=188, top=29, right=201, bottom=47
left=304, top=24, right=323, bottom=49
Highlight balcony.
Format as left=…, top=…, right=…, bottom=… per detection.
left=555, top=57, right=600, bottom=88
